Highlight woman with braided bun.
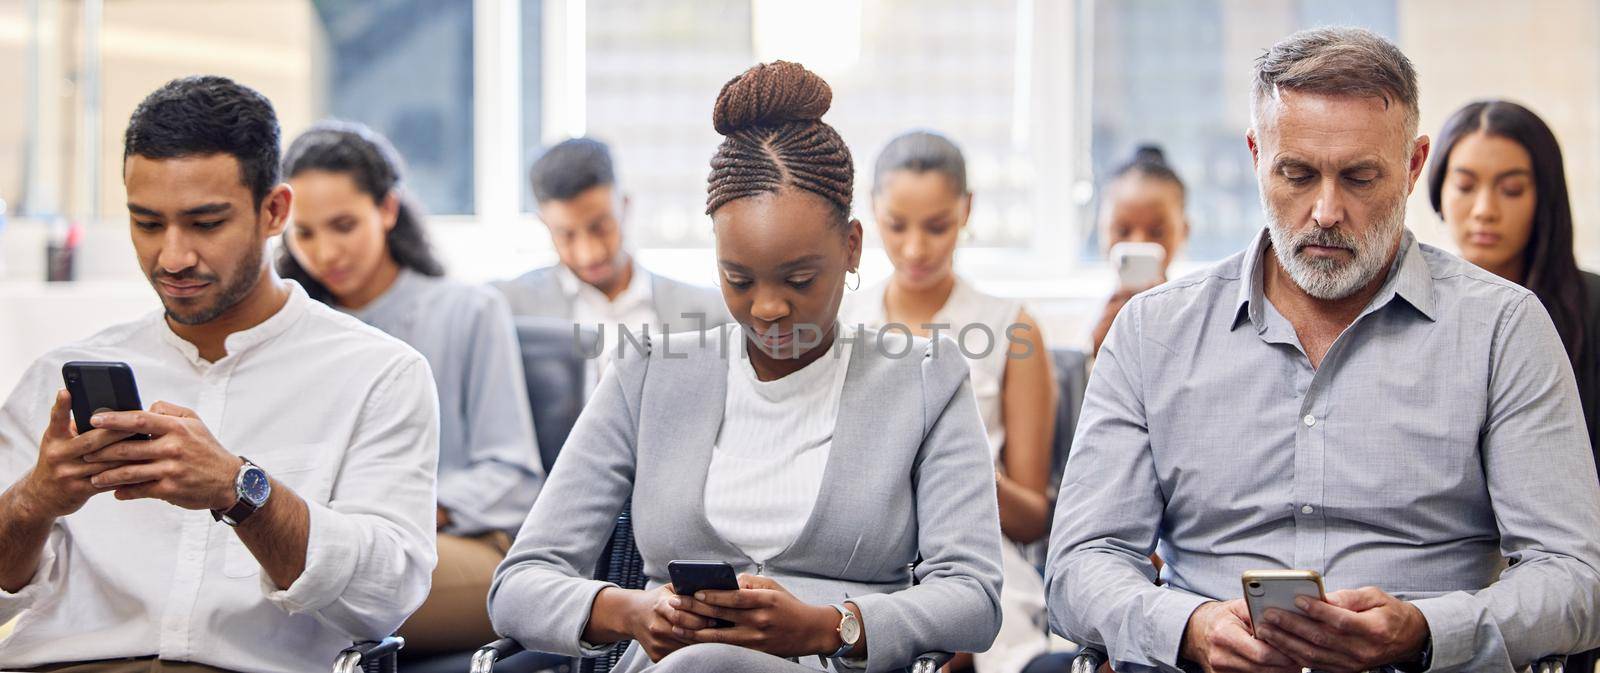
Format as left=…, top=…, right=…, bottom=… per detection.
left=489, top=61, right=1004, bottom=673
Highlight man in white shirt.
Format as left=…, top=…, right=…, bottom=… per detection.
left=493, top=138, right=729, bottom=393
left=0, top=76, right=440, bottom=673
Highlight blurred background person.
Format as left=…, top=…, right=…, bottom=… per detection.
left=277, top=120, right=542, bottom=655
left=842, top=129, right=1055, bottom=673
left=1429, top=100, right=1600, bottom=462
left=1429, top=102, right=1600, bottom=673
left=1088, top=146, right=1189, bottom=355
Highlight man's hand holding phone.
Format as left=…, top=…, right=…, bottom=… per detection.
left=13, top=389, right=132, bottom=521
left=79, top=401, right=245, bottom=511
left=1253, top=586, right=1430, bottom=672
left=1180, top=599, right=1300, bottom=673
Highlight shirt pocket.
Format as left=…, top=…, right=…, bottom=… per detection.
left=221, top=449, right=327, bottom=579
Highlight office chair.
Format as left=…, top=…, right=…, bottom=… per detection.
left=514, top=317, right=600, bottom=473
left=1068, top=643, right=1567, bottom=672
left=334, top=636, right=406, bottom=673
left=469, top=501, right=954, bottom=673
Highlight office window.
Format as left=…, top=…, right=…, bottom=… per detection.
left=577, top=0, right=1066, bottom=250
left=314, top=0, right=476, bottom=215
left=1082, top=0, right=1398, bottom=261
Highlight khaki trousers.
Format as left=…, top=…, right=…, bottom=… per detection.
left=17, top=659, right=235, bottom=673
left=396, top=530, right=512, bottom=654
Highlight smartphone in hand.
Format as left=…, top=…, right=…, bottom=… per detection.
left=668, top=560, right=739, bottom=628
left=61, top=361, right=149, bottom=440
left=1111, top=241, right=1166, bottom=291
left=1242, top=569, right=1327, bottom=634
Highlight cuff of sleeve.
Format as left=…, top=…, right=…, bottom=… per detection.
left=0, top=535, right=60, bottom=619
left=574, top=582, right=622, bottom=657
left=1409, top=593, right=1476, bottom=672
left=1147, top=589, right=1212, bottom=670
left=262, top=501, right=362, bottom=614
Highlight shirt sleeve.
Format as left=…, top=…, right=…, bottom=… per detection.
left=0, top=357, right=71, bottom=622
left=1044, top=297, right=1210, bottom=673
left=261, top=355, right=441, bottom=641
left=486, top=348, right=642, bottom=657
left=437, top=290, right=545, bottom=535
left=847, top=338, right=1005, bottom=673
left=1409, top=294, right=1600, bottom=670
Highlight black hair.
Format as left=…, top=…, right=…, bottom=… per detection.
left=275, top=120, right=445, bottom=304
left=1109, top=144, right=1186, bottom=204
left=872, top=129, right=968, bottom=196
left=530, top=137, right=617, bottom=203
left=1429, top=100, right=1587, bottom=365
left=123, top=75, right=281, bottom=207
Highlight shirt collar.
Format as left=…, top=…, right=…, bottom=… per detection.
left=159, top=280, right=311, bottom=367
left=1232, top=227, right=1435, bottom=332
left=556, top=256, right=653, bottom=307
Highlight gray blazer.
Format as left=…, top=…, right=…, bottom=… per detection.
left=492, top=265, right=731, bottom=330
left=488, top=328, right=1004, bottom=673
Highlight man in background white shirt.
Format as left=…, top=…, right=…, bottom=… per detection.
left=0, top=76, right=440, bottom=673
left=493, top=138, right=729, bottom=394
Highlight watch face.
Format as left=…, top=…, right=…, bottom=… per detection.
left=239, top=466, right=271, bottom=506
left=840, top=614, right=861, bottom=644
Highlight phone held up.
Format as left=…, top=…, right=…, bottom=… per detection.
left=61, top=361, right=149, bottom=440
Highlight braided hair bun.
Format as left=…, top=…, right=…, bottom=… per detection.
left=706, top=61, right=854, bottom=220
left=712, top=61, right=832, bottom=135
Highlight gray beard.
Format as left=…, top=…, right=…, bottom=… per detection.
left=1263, top=197, right=1406, bottom=300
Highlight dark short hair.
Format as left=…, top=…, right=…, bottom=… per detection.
left=529, top=137, right=617, bottom=203
left=123, top=75, right=282, bottom=206
left=1252, top=27, right=1419, bottom=135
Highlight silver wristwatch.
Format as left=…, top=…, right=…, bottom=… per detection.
left=829, top=603, right=861, bottom=659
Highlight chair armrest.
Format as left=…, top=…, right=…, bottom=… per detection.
left=332, top=636, right=405, bottom=673
left=470, top=637, right=527, bottom=673
left=1532, top=654, right=1566, bottom=673
left=1070, top=645, right=1107, bottom=673
left=911, top=651, right=952, bottom=673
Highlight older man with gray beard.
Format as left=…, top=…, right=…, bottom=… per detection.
left=1045, top=27, right=1600, bottom=673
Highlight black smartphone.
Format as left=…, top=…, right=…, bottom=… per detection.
left=667, top=560, right=739, bottom=628
left=61, top=361, right=148, bottom=439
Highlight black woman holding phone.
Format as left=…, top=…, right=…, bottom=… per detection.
left=486, top=61, right=1004, bottom=673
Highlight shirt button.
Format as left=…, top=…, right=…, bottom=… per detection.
left=1303, top=414, right=1316, bottom=427
left=1301, top=504, right=1315, bottom=515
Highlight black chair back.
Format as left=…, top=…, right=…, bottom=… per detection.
left=1050, top=347, right=1090, bottom=496
left=579, top=501, right=646, bottom=673
left=515, top=318, right=600, bottom=473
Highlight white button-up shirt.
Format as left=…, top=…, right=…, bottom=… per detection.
left=0, top=282, right=440, bottom=673
left=557, top=260, right=659, bottom=397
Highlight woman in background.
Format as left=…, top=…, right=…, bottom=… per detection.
left=1088, top=146, right=1189, bottom=355
left=1429, top=99, right=1600, bottom=673
left=841, top=130, right=1055, bottom=673
left=278, top=121, right=543, bottom=654
left=1429, top=101, right=1600, bottom=457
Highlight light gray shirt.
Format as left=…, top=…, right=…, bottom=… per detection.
left=345, top=269, right=543, bottom=535
left=1046, top=228, right=1600, bottom=672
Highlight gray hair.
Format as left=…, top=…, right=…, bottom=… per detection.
left=872, top=129, right=968, bottom=195
left=1251, top=27, right=1419, bottom=136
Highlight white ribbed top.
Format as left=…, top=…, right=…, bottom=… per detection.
left=703, top=327, right=854, bottom=563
